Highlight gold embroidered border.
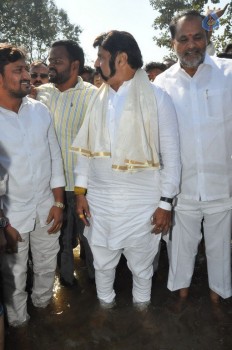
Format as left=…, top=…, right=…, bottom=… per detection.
left=70, top=147, right=91, bottom=156
left=112, top=162, right=160, bottom=171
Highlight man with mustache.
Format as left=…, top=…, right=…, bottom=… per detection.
left=0, top=43, right=65, bottom=326
left=156, top=10, right=232, bottom=303
left=71, top=31, right=181, bottom=309
left=36, top=40, right=97, bottom=287
left=29, top=61, right=49, bottom=87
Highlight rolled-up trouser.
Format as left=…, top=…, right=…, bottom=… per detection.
left=91, top=233, right=161, bottom=304
left=1, top=222, right=60, bottom=327
left=167, top=199, right=232, bottom=299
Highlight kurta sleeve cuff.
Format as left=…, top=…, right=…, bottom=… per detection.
left=158, top=201, right=172, bottom=211
left=50, top=175, right=66, bottom=189
left=74, top=175, right=88, bottom=189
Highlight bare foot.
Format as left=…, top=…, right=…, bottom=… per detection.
left=179, top=288, right=189, bottom=299
left=210, top=290, right=220, bottom=304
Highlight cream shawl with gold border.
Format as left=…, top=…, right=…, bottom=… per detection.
left=71, top=69, right=160, bottom=172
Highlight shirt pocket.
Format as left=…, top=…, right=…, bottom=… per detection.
left=205, top=89, right=224, bottom=120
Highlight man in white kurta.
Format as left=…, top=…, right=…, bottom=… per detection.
left=0, top=43, right=65, bottom=326
left=155, top=10, right=232, bottom=302
left=72, top=31, right=181, bottom=309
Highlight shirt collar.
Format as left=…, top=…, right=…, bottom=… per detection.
left=47, top=76, right=86, bottom=92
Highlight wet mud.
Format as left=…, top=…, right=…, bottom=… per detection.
left=5, top=241, right=232, bottom=350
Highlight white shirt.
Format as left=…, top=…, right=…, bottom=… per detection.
left=0, top=97, right=65, bottom=233
left=155, top=54, right=232, bottom=201
left=75, top=80, right=181, bottom=209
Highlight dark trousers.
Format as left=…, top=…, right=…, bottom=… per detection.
left=57, top=191, right=94, bottom=283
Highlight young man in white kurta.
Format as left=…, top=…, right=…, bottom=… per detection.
left=72, top=31, right=181, bottom=308
left=0, top=44, right=65, bottom=326
left=155, top=10, right=232, bottom=302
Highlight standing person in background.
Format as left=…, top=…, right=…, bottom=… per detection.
left=30, top=61, right=49, bottom=87
left=71, top=30, right=180, bottom=309
left=156, top=10, right=232, bottom=304
left=92, top=70, right=103, bottom=88
left=0, top=43, right=65, bottom=327
left=37, top=40, right=97, bottom=286
left=81, top=65, right=95, bottom=83
left=144, top=62, right=167, bottom=82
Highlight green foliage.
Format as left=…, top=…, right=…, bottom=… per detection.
left=149, top=0, right=231, bottom=54
left=0, top=0, right=82, bottom=61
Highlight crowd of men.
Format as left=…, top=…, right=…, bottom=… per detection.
left=0, top=8, right=232, bottom=349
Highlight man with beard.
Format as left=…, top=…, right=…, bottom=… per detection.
left=71, top=31, right=181, bottom=309
left=36, top=40, right=97, bottom=287
left=0, top=43, right=65, bottom=326
left=155, top=10, right=232, bottom=303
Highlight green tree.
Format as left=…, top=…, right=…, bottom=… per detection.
left=0, top=0, right=82, bottom=61
left=149, top=0, right=231, bottom=54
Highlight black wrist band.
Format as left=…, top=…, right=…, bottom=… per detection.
left=160, top=196, right=173, bottom=204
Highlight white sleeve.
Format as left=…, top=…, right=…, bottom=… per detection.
left=47, top=113, right=66, bottom=189
left=74, top=155, right=90, bottom=188
left=154, top=85, right=181, bottom=202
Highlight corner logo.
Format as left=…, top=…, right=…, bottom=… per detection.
left=202, top=12, right=220, bottom=31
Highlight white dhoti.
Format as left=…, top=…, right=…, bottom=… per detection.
left=84, top=159, right=161, bottom=304
left=167, top=198, right=232, bottom=299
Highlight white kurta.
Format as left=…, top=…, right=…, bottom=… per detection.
left=155, top=54, right=232, bottom=298
left=75, top=80, right=181, bottom=249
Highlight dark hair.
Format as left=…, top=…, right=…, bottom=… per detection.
left=51, top=40, right=84, bottom=74
left=217, top=52, right=232, bottom=59
left=82, top=65, right=94, bottom=74
left=93, top=30, right=143, bottom=69
left=144, top=62, right=167, bottom=72
left=0, top=43, right=26, bottom=75
left=169, top=10, right=205, bottom=39
left=224, top=43, right=232, bottom=53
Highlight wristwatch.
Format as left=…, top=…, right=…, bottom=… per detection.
left=0, top=216, right=9, bottom=228
left=53, top=201, right=65, bottom=209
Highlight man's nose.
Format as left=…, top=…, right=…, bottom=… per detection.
left=187, top=38, right=195, bottom=49
left=23, top=70, right=31, bottom=80
left=94, top=58, right=100, bottom=68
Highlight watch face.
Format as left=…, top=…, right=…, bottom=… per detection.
left=0, top=217, right=9, bottom=228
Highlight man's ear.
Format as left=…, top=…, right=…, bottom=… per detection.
left=116, top=52, right=128, bottom=66
left=72, top=60, right=80, bottom=73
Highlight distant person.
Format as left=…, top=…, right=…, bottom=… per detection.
left=0, top=43, right=65, bottom=327
left=30, top=61, right=49, bottom=87
left=81, top=65, right=95, bottom=83
left=224, top=43, right=232, bottom=54
left=217, top=52, right=232, bottom=59
left=156, top=9, right=232, bottom=304
left=144, top=62, right=167, bottom=81
left=36, top=40, right=97, bottom=287
left=163, top=58, right=176, bottom=68
left=93, top=70, right=103, bottom=88
left=217, top=43, right=232, bottom=59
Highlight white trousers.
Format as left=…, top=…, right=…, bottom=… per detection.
left=168, top=199, right=232, bottom=298
left=91, top=233, right=161, bottom=304
left=1, top=222, right=60, bottom=326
